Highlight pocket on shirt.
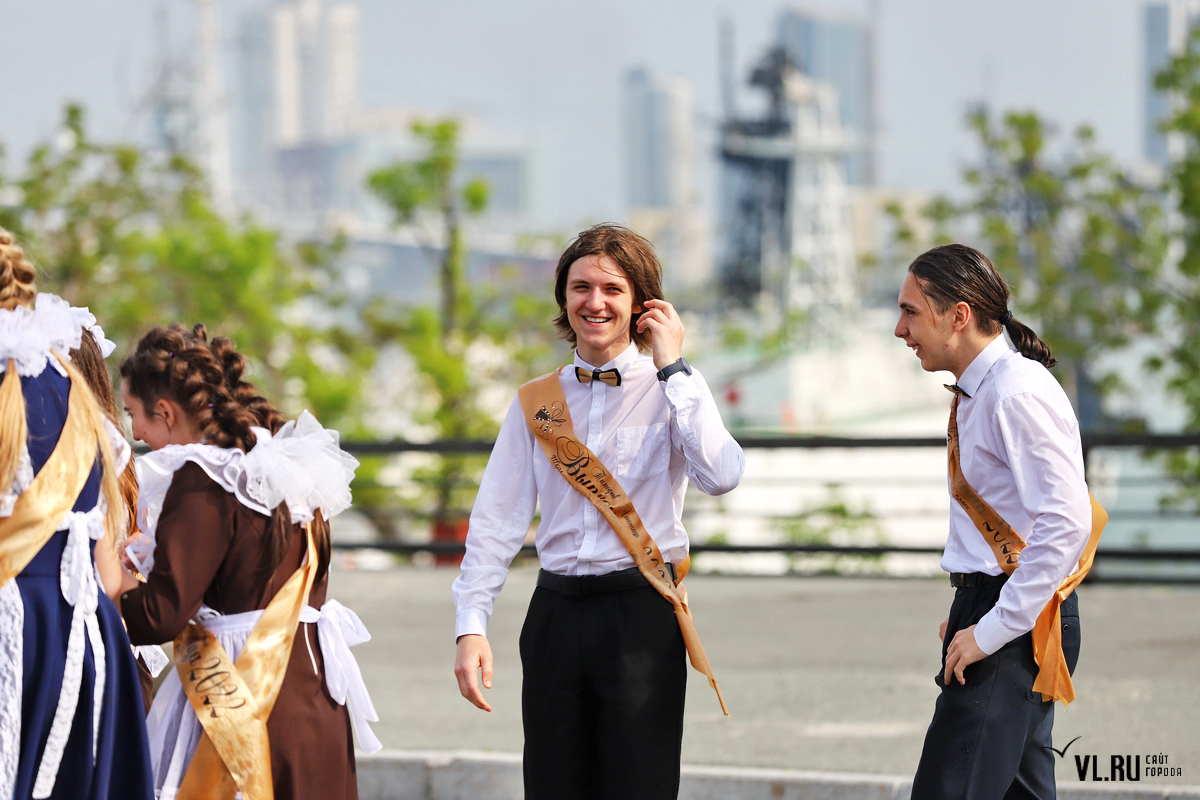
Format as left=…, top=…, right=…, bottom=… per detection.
left=615, top=423, right=670, bottom=481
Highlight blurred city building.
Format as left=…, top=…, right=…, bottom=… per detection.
left=1143, top=0, right=1200, bottom=168
left=225, top=0, right=553, bottom=241
left=776, top=5, right=878, bottom=186
left=621, top=67, right=712, bottom=294
left=716, top=45, right=858, bottom=335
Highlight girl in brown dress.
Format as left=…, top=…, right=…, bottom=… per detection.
left=115, top=324, right=376, bottom=800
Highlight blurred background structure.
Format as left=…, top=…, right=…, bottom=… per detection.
left=3, top=0, right=1200, bottom=577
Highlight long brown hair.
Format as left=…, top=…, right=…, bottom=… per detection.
left=552, top=223, right=664, bottom=353
left=908, top=244, right=1057, bottom=368
left=120, top=324, right=331, bottom=582
left=71, top=329, right=139, bottom=540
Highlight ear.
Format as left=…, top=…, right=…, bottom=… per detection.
left=154, top=398, right=178, bottom=428
left=950, top=301, right=973, bottom=333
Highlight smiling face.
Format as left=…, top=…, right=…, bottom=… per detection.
left=564, top=253, right=643, bottom=366
left=894, top=271, right=961, bottom=375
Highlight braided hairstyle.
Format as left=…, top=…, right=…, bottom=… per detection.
left=907, top=244, right=1057, bottom=368
left=120, top=324, right=331, bottom=581
left=0, top=228, right=35, bottom=490
left=0, top=228, right=37, bottom=312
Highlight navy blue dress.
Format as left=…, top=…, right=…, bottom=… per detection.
left=9, top=367, right=153, bottom=800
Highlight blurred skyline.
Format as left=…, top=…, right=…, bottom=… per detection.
left=5, top=0, right=1150, bottom=228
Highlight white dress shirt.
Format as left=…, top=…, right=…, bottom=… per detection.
left=945, top=335, right=1092, bottom=655
left=453, top=343, right=745, bottom=639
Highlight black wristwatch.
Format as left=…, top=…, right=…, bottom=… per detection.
left=656, top=357, right=692, bottom=382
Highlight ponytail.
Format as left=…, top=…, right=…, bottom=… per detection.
left=1002, top=315, right=1056, bottom=369
left=909, top=243, right=1057, bottom=369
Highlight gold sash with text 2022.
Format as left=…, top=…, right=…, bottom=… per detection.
left=174, top=518, right=319, bottom=800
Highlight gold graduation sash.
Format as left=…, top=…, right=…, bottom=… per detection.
left=947, top=390, right=1107, bottom=705
left=0, top=362, right=101, bottom=587
left=174, top=519, right=319, bottom=800
left=518, top=371, right=729, bottom=715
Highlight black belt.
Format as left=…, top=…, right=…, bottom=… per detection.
left=949, top=572, right=1009, bottom=588
left=537, top=564, right=676, bottom=596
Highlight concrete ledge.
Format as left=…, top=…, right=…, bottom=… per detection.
left=357, top=750, right=1200, bottom=800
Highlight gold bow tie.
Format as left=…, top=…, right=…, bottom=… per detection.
left=576, top=367, right=622, bottom=387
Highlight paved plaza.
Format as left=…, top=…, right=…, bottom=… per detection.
left=330, top=562, right=1200, bottom=788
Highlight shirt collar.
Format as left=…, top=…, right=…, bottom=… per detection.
left=573, top=341, right=640, bottom=374
left=956, top=335, right=1009, bottom=398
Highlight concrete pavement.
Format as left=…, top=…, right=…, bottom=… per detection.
left=329, top=562, right=1200, bottom=795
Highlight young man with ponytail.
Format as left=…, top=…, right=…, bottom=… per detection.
left=895, top=244, right=1100, bottom=799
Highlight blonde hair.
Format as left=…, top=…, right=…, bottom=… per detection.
left=0, top=229, right=36, bottom=312
left=0, top=232, right=124, bottom=548
left=0, top=228, right=34, bottom=492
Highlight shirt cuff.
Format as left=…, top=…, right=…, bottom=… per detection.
left=972, top=612, right=1016, bottom=656
left=455, top=609, right=489, bottom=641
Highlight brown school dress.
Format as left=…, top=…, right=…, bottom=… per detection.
left=121, top=461, right=358, bottom=800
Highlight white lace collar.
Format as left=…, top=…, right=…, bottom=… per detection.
left=134, top=410, right=359, bottom=546
left=0, top=293, right=99, bottom=377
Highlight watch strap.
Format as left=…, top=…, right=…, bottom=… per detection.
left=656, top=357, right=692, bottom=382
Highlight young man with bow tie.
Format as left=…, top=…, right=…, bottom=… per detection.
left=895, top=243, right=1101, bottom=800
left=453, top=223, right=744, bottom=799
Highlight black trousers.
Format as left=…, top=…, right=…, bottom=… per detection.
left=911, top=578, right=1081, bottom=800
left=520, top=572, right=687, bottom=800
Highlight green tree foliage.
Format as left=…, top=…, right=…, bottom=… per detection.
left=367, top=119, right=488, bottom=341
left=896, top=107, right=1169, bottom=417
left=1154, top=27, right=1200, bottom=503
left=367, top=118, right=558, bottom=527
left=0, top=104, right=367, bottom=432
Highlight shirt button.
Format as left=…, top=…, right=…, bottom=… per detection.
left=586, top=506, right=594, bottom=513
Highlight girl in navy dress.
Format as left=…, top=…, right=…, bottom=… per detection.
left=0, top=228, right=154, bottom=800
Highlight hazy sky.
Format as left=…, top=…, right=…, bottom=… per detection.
left=4, top=0, right=1151, bottom=228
